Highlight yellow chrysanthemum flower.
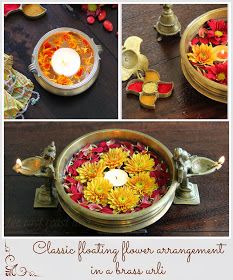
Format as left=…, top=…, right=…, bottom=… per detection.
left=76, top=161, right=106, bottom=183
left=124, top=153, right=154, bottom=175
left=84, top=177, right=113, bottom=206
left=108, top=186, right=140, bottom=213
left=126, top=172, right=158, bottom=197
left=101, top=148, right=129, bottom=169
left=187, top=43, right=216, bottom=65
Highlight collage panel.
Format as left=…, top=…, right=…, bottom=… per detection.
left=4, top=4, right=118, bottom=119
left=4, top=121, right=228, bottom=236
left=122, top=4, right=228, bottom=119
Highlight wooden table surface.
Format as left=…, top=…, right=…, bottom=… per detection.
left=4, top=122, right=229, bottom=236
left=122, top=4, right=227, bottom=119
left=4, top=4, right=118, bottom=119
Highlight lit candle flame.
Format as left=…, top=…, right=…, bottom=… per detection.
left=16, top=158, right=22, bottom=167
left=220, top=50, right=225, bottom=54
left=218, top=156, right=225, bottom=165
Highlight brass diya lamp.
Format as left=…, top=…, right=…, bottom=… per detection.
left=180, top=8, right=227, bottom=103
left=29, top=27, right=102, bottom=96
left=13, top=129, right=225, bottom=233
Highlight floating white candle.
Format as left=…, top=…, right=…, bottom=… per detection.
left=51, top=48, right=81, bottom=77
left=104, top=169, right=129, bottom=187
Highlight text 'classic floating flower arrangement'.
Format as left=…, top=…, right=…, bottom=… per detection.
left=187, top=19, right=227, bottom=85
left=63, top=140, right=170, bottom=214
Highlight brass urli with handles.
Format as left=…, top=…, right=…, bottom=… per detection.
left=13, top=129, right=225, bottom=233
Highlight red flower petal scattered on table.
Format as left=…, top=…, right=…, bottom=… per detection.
left=103, top=20, right=113, bottom=32
left=98, top=9, right=107, bottom=21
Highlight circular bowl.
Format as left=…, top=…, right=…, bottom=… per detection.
left=29, top=27, right=102, bottom=96
left=180, top=8, right=227, bottom=103
left=55, top=129, right=179, bottom=233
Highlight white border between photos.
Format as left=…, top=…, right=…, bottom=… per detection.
left=1, top=0, right=232, bottom=243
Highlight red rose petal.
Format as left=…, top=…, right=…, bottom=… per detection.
left=88, top=204, right=103, bottom=211
left=92, top=147, right=104, bottom=153
left=101, top=206, right=113, bottom=214
left=71, top=193, right=82, bottom=202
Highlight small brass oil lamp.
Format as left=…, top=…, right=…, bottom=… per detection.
left=13, top=142, right=58, bottom=208
left=12, top=130, right=225, bottom=233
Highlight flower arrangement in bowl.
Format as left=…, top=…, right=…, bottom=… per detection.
left=180, top=8, right=227, bottom=103
left=63, top=140, right=170, bottom=214
left=55, top=129, right=178, bottom=233
left=29, top=28, right=102, bottom=96
left=187, top=18, right=227, bottom=85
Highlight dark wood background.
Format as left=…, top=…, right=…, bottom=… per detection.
left=4, top=122, right=229, bottom=236
left=122, top=4, right=228, bottom=119
left=4, top=4, right=118, bottom=119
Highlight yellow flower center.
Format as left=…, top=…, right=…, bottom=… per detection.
left=136, top=181, right=144, bottom=188
left=96, top=186, right=103, bottom=193
left=217, top=72, right=226, bottom=81
left=119, top=196, right=126, bottom=202
left=215, top=30, right=223, bottom=37
left=200, top=52, right=207, bottom=59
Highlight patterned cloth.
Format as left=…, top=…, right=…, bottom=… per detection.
left=4, top=53, right=40, bottom=119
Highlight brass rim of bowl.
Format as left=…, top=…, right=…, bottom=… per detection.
left=55, top=129, right=178, bottom=222
left=32, top=27, right=100, bottom=90
left=180, top=8, right=227, bottom=93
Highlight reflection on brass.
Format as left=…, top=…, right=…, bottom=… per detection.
left=122, top=36, right=149, bottom=81
left=12, top=142, right=58, bottom=208
left=154, top=4, right=181, bottom=42
left=180, top=8, right=227, bottom=103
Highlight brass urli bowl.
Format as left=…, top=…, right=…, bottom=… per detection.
left=55, top=129, right=178, bottom=233
left=180, top=8, right=227, bottom=104
left=28, top=27, right=102, bottom=96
